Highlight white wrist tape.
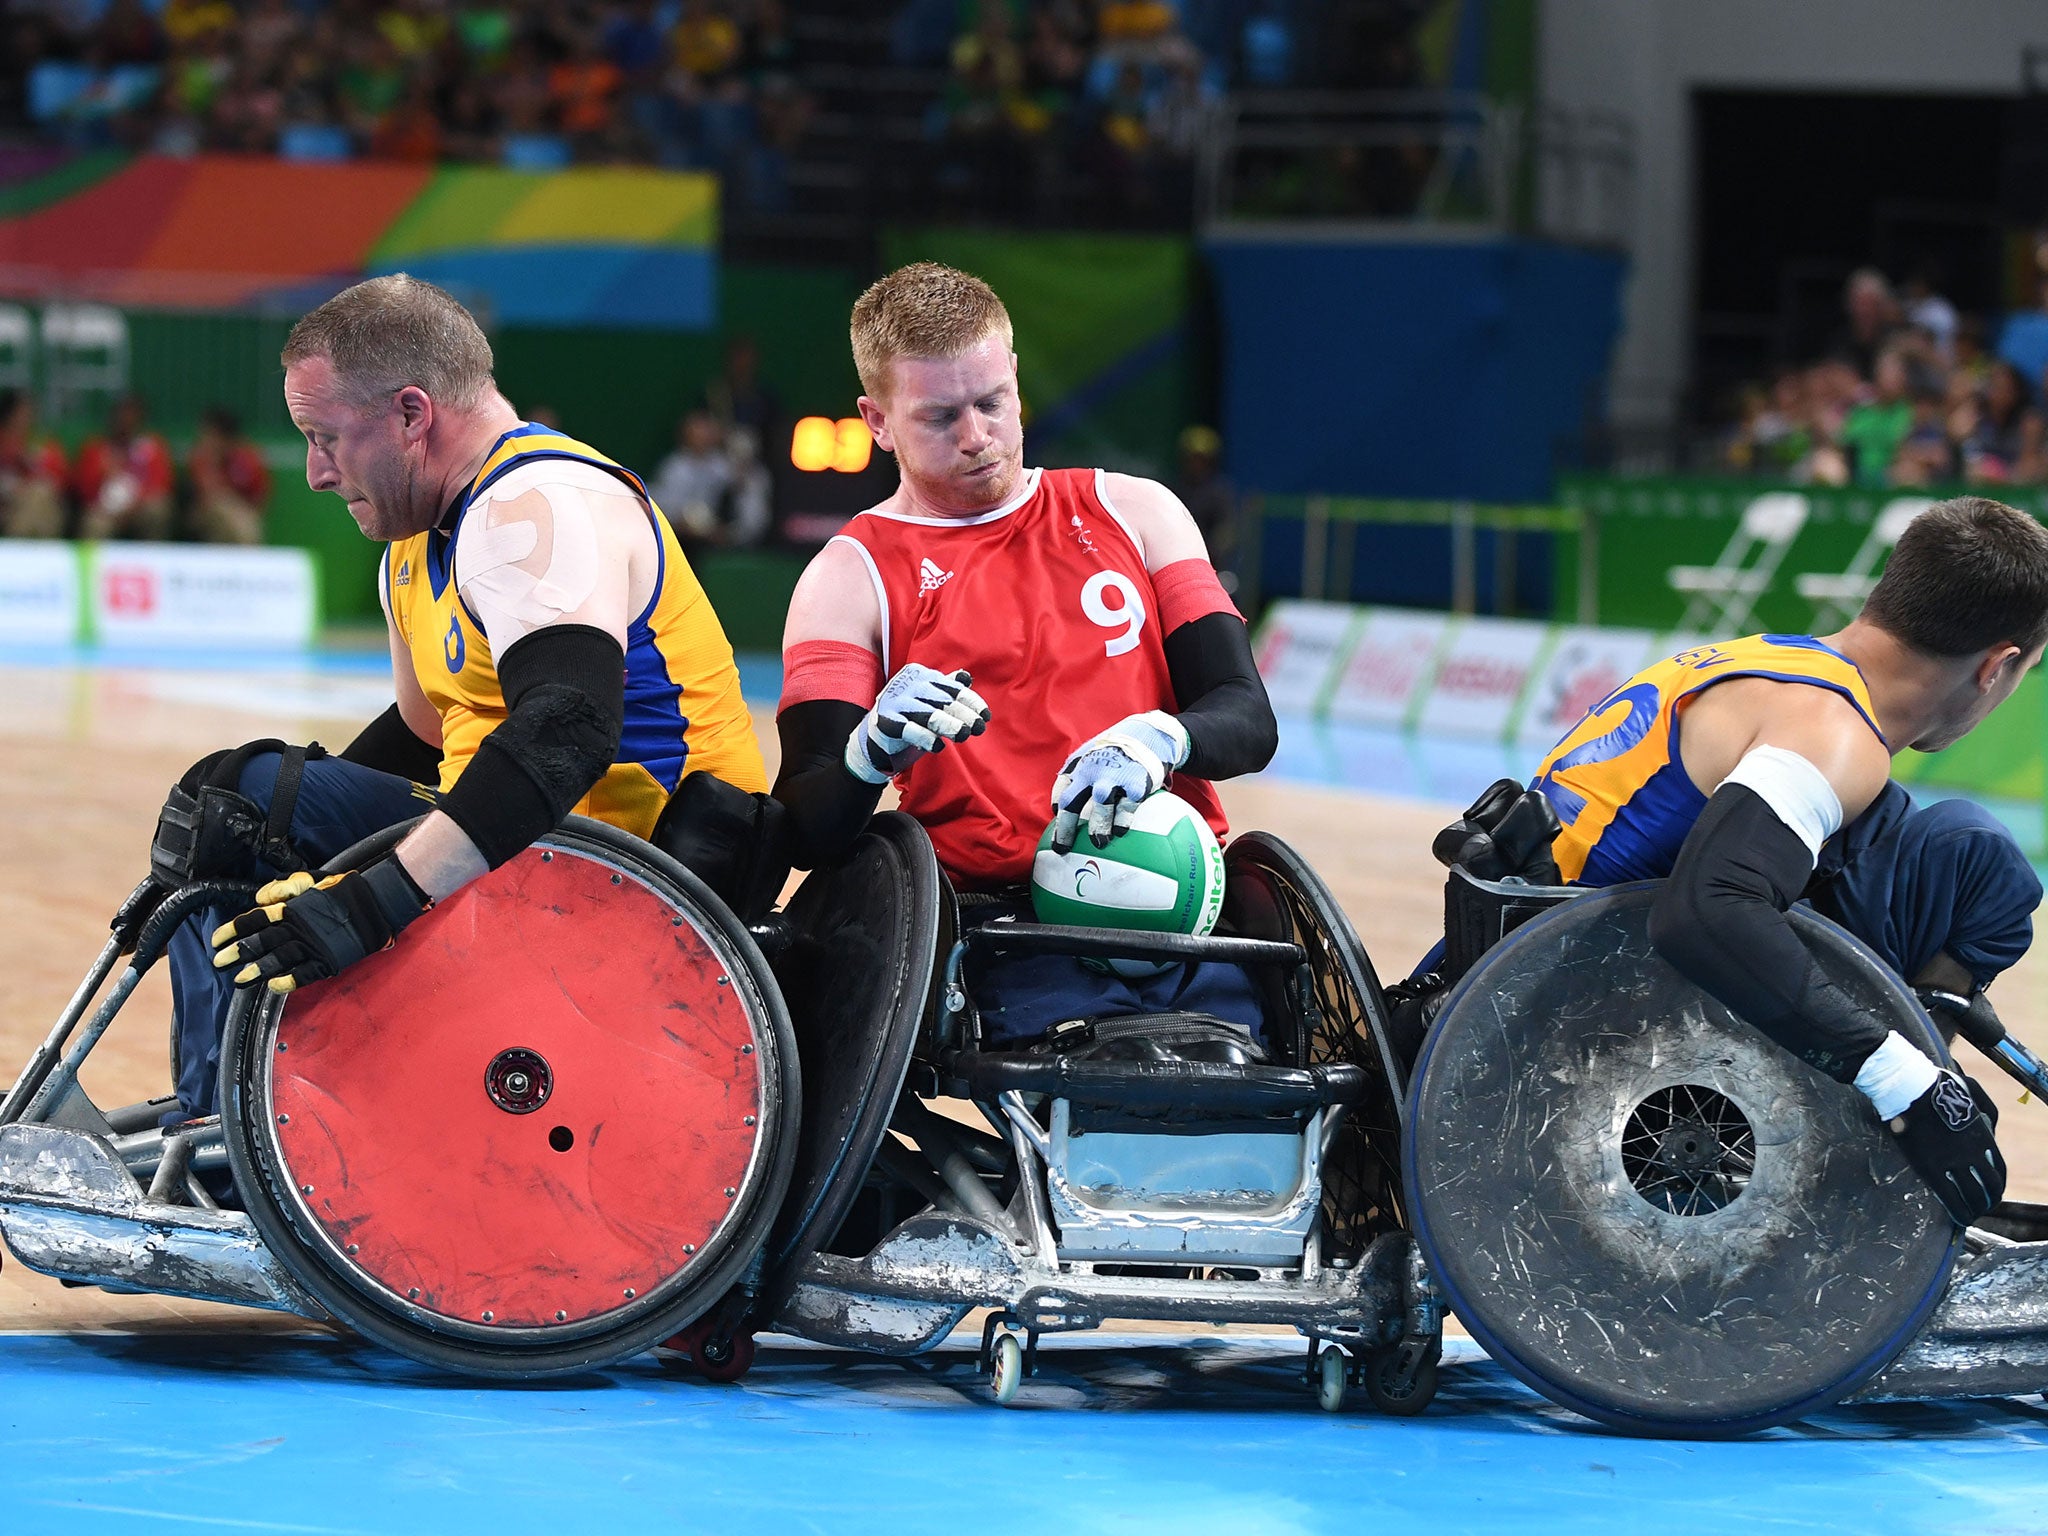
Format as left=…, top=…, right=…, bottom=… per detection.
left=1854, top=1030, right=1941, bottom=1121
left=1720, top=745, right=1843, bottom=862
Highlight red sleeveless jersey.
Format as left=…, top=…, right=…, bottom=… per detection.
left=835, top=466, right=1226, bottom=888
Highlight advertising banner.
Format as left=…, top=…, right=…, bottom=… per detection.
left=1416, top=617, right=1551, bottom=740
left=1325, top=608, right=1449, bottom=728
left=0, top=540, right=82, bottom=643
left=89, top=544, right=317, bottom=648
left=1252, top=600, right=1363, bottom=717
left=1514, top=626, right=1657, bottom=752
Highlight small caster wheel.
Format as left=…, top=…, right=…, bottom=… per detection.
left=1315, top=1346, right=1347, bottom=1412
left=658, top=1319, right=712, bottom=1372
left=1364, top=1343, right=1438, bottom=1417
left=990, top=1331, right=1025, bottom=1406
left=693, top=1330, right=756, bottom=1384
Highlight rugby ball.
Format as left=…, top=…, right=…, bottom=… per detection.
left=1030, top=791, right=1226, bottom=975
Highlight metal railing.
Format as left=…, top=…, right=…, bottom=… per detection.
left=1200, top=90, right=1634, bottom=248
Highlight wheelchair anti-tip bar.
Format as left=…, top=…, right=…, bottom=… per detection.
left=2, top=878, right=261, bottom=1128
left=961, top=922, right=1306, bottom=969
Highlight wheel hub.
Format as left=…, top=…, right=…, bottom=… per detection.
left=485, top=1048, right=552, bottom=1114
left=1621, top=1083, right=1755, bottom=1217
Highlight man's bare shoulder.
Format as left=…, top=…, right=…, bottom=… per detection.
left=784, top=534, right=883, bottom=652
left=1680, top=675, right=1891, bottom=818
left=1095, top=472, right=1207, bottom=572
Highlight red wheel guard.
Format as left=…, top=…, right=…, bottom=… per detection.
left=266, top=846, right=764, bottom=1329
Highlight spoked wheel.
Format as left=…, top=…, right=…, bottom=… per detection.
left=1224, top=832, right=1408, bottom=1257
left=221, top=818, right=800, bottom=1377
left=1404, top=885, right=1957, bottom=1436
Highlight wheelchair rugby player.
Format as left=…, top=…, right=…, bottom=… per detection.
left=0, top=275, right=803, bottom=1375
left=1400, top=494, right=2048, bottom=1433
left=728, top=262, right=1450, bottom=1412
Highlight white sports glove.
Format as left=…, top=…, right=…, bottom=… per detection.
left=844, top=663, right=991, bottom=785
left=1048, top=710, right=1191, bottom=853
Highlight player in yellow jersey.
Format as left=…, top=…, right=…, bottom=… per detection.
left=157, top=275, right=765, bottom=1123
left=1502, top=497, right=2048, bottom=1225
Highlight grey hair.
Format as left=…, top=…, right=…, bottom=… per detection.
left=282, top=274, right=495, bottom=411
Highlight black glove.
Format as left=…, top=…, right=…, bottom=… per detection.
left=1888, top=1069, right=2006, bottom=1226
left=211, top=856, right=430, bottom=995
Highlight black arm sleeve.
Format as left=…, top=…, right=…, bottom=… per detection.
left=340, top=702, right=443, bottom=785
left=1163, top=611, right=1279, bottom=782
left=1649, top=784, right=1887, bottom=1081
left=438, top=624, right=625, bottom=869
left=772, top=700, right=886, bottom=871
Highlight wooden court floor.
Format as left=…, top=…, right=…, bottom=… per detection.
left=3, top=660, right=2045, bottom=1335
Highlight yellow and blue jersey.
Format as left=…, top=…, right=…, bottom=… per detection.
left=1532, top=634, right=1886, bottom=885
left=384, top=424, right=765, bottom=839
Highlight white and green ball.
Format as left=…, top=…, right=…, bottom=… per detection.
left=1030, top=791, right=1226, bottom=976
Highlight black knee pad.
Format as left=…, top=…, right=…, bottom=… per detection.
left=150, top=739, right=325, bottom=886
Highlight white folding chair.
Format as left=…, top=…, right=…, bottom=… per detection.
left=0, top=304, right=33, bottom=392
left=1794, top=497, right=1933, bottom=632
left=1667, top=491, right=1810, bottom=634
left=40, top=302, right=129, bottom=418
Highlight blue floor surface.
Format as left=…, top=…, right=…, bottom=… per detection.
left=4, top=1332, right=2046, bottom=1534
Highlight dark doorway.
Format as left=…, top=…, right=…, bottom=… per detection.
left=1691, top=89, right=2011, bottom=423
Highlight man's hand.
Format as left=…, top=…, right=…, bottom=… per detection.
left=1889, top=1069, right=2007, bottom=1226
left=211, top=856, right=430, bottom=995
left=1049, top=711, right=1190, bottom=853
left=844, top=664, right=990, bottom=785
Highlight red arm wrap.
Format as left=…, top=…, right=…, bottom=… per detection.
left=780, top=639, right=886, bottom=711
left=1153, top=558, right=1241, bottom=633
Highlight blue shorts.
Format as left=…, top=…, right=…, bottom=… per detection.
left=167, top=752, right=433, bottom=1120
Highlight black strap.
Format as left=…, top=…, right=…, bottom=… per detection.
left=262, top=744, right=314, bottom=869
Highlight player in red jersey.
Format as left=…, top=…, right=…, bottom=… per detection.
left=775, top=262, right=1278, bottom=1044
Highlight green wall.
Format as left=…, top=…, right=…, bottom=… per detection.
left=881, top=228, right=1197, bottom=479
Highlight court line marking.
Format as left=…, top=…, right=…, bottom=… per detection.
left=17, top=1502, right=380, bottom=1536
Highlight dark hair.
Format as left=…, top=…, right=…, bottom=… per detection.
left=203, top=405, right=241, bottom=436
left=1861, top=497, right=2048, bottom=656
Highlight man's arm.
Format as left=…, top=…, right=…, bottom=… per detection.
left=1650, top=680, right=2003, bottom=1223
left=1651, top=681, right=1892, bottom=1076
left=773, top=539, right=987, bottom=869
left=212, top=475, right=641, bottom=995
left=339, top=566, right=443, bottom=784
left=399, top=472, right=641, bottom=897
left=1049, top=474, right=1277, bottom=850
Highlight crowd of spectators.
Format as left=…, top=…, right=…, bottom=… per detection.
left=903, top=0, right=1424, bottom=223
left=7, top=0, right=807, bottom=205
left=7, top=2, right=1437, bottom=225
left=0, top=388, right=271, bottom=542
left=911, top=0, right=1223, bottom=221
left=1724, top=257, right=2048, bottom=490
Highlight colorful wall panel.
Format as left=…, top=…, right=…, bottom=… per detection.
left=0, top=154, right=718, bottom=330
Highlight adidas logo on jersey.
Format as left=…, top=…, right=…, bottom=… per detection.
left=918, top=557, right=952, bottom=594
left=394, top=559, right=412, bottom=588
